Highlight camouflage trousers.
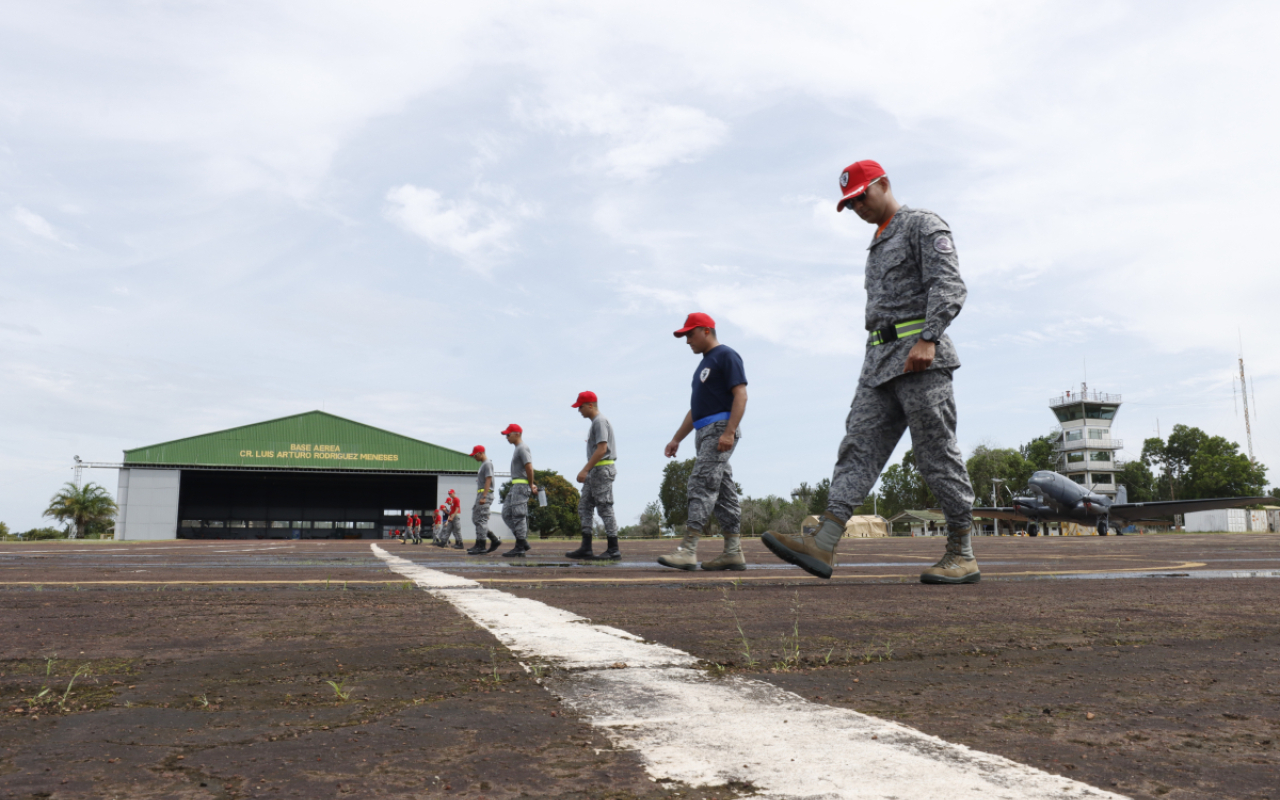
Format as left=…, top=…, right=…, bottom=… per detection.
left=687, top=421, right=741, bottom=535
left=472, top=495, right=493, bottom=540
left=578, top=465, right=618, bottom=537
left=431, top=524, right=442, bottom=544
left=447, top=515, right=463, bottom=545
left=827, top=368, right=975, bottom=531
left=502, top=484, right=531, bottom=541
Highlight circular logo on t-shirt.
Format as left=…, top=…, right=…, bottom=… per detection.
left=934, top=235, right=954, bottom=253
left=840, top=171, right=849, bottom=188
left=699, top=368, right=711, bottom=383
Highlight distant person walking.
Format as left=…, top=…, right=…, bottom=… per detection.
left=659, top=313, right=748, bottom=572
left=467, top=445, right=502, bottom=554
left=500, top=424, right=537, bottom=557
left=566, top=391, right=621, bottom=561
left=762, top=159, right=978, bottom=584
left=445, top=489, right=464, bottom=549
left=432, top=506, right=445, bottom=547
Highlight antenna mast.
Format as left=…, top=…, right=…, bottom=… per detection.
left=1239, top=356, right=1255, bottom=463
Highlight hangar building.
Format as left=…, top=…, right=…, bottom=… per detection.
left=114, top=411, right=502, bottom=541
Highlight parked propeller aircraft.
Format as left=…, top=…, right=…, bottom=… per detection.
left=974, top=470, right=1271, bottom=536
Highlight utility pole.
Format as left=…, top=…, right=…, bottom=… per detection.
left=73, top=455, right=83, bottom=488
left=991, top=478, right=1006, bottom=536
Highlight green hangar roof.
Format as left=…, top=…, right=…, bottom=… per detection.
left=124, top=411, right=477, bottom=473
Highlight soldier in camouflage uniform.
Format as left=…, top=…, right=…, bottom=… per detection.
left=467, top=445, right=502, bottom=554
left=659, top=313, right=748, bottom=572
left=566, top=391, right=622, bottom=561
left=763, top=160, right=979, bottom=584
left=500, top=423, right=537, bottom=557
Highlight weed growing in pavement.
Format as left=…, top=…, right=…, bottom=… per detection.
left=26, top=657, right=90, bottom=713
left=823, top=646, right=836, bottom=665
left=486, top=647, right=502, bottom=684
left=325, top=680, right=352, bottom=701
left=721, top=588, right=758, bottom=668
left=775, top=591, right=802, bottom=671
left=195, top=693, right=210, bottom=709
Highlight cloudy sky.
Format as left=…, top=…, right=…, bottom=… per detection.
left=3, top=1, right=1278, bottom=531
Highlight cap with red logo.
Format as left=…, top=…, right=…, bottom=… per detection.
left=836, top=160, right=886, bottom=211
left=469, top=445, right=485, bottom=456
left=500, top=423, right=522, bottom=436
left=673, top=312, right=716, bottom=337
left=571, top=391, right=598, bottom=408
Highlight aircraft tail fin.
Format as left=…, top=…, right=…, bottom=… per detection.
left=1116, top=485, right=1128, bottom=504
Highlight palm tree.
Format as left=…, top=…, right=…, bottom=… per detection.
left=44, top=482, right=118, bottom=539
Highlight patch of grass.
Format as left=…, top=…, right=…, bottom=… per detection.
left=721, top=588, right=758, bottom=669
left=325, top=679, right=352, bottom=702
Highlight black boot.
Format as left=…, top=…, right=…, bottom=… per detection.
left=466, top=539, right=486, bottom=555
left=601, top=536, right=622, bottom=560
left=565, top=534, right=594, bottom=559
left=502, top=539, right=530, bottom=558
left=485, top=531, right=502, bottom=553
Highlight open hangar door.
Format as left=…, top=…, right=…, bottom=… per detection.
left=177, top=469, right=438, bottom=539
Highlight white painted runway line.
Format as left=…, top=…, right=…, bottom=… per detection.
left=371, top=545, right=1126, bottom=800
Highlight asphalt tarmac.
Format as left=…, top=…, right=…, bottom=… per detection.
left=2, top=534, right=1277, bottom=799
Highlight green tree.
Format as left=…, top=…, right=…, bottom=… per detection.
left=658, top=458, right=696, bottom=529
left=877, top=450, right=936, bottom=519
left=498, top=470, right=580, bottom=538
left=22, top=526, right=67, bottom=540
left=1019, top=433, right=1059, bottom=473
left=0, top=521, right=8, bottom=538
left=965, top=445, right=1032, bottom=506
left=619, top=501, right=665, bottom=539
left=1184, top=436, right=1267, bottom=498
left=44, top=482, right=117, bottom=540
left=1115, top=459, right=1159, bottom=503
left=1141, top=425, right=1266, bottom=500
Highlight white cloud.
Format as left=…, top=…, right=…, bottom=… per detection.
left=12, top=206, right=74, bottom=248
left=384, top=184, right=535, bottom=266
left=517, top=92, right=728, bottom=180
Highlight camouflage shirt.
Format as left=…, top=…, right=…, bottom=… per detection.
left=859, top=206, right=966, bottom=388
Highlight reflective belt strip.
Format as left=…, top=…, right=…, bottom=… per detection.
left=595, top=460, right=615, bottom=466
left=511, top=479, right=529, bottom=484
left=870, top=319, right=928, bottom=346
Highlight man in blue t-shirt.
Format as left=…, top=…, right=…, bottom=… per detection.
left=659, top=312, right=748, bottom=571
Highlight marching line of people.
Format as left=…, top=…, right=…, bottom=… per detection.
left=406, top=159, right=980, bottom=585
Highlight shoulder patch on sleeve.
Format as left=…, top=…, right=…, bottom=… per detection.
left=933, top=234, right=954, bottom=253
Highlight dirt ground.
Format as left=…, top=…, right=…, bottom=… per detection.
left=1, top=535, right=1278, bottom=799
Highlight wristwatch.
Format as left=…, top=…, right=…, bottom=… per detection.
left=921, top=330, right=939, bottom=344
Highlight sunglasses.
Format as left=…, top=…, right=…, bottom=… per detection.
left=844, top=176, right=882, bottom=206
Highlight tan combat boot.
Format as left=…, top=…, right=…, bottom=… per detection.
left=657, top=528, right=699, bottom=571
left=761, top=513, right=842, bottom=580
left=920, top=528, right=980, bottom=584
left=701, top=533, right=746, bottom=571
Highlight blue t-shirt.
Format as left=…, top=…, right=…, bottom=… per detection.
left=690, top=344, right=747, bottom=422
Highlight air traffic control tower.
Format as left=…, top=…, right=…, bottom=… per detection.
left=1049, top=384, right=1122, bottom=498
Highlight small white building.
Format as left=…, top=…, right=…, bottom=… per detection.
left=1183, top=508, right=1271, bottom=532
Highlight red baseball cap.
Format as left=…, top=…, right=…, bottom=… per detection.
left=448, top=489, right=456, bottom=496
left=571, top=391, right=598, bottom=408
left=836, top=160, right=886, bottom=211
left=469, top=445, right=485, bottom=456
left=500, top=423, right=522, bottom=435
left=673, top=312, right=716, bottom=337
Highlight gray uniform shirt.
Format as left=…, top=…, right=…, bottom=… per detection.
left=586, top=415, right=617, bottom=462
left=510, top=443, right=532, bottom=482
left=859, top=206, right=967, bottom=388
left=476, top=459, right=495, bottom=493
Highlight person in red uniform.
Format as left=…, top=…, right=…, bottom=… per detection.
left=432, top=506, right=445, bottom=547
left=445, top=490, right=464, bottom=549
